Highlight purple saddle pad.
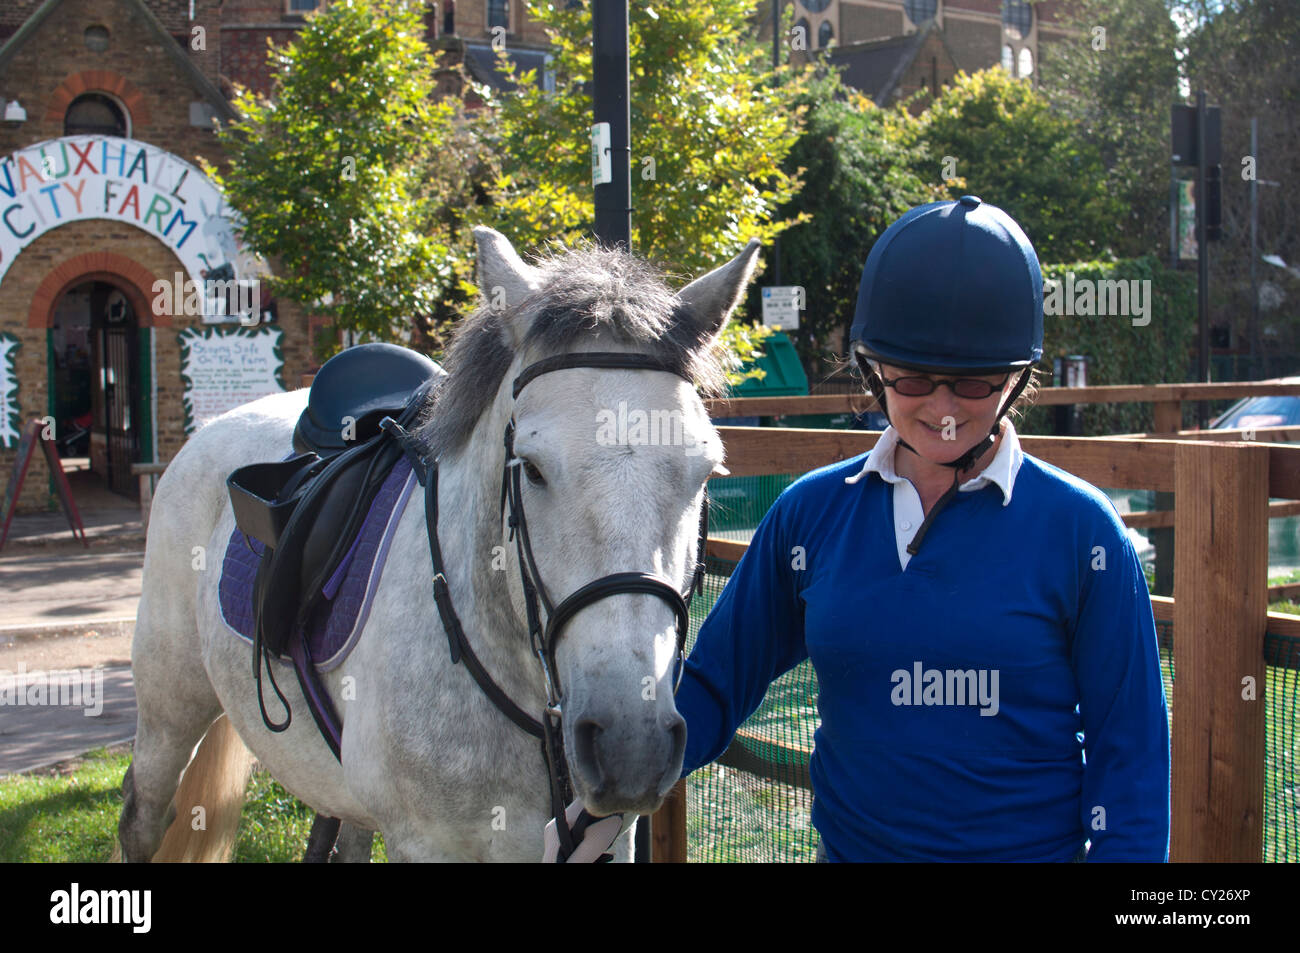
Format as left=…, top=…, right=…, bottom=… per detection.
left=218, top=456, right=416, bottom=670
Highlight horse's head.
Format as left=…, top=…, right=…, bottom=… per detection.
left=430, top=227, right=759, bottom=817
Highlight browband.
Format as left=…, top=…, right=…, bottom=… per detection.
left=512, top=352, right=692, bottom=399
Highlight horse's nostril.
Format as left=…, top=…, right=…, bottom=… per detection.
left=573, top=718, right=607, bottom=788
left=667, top=714, right=686, bottom=761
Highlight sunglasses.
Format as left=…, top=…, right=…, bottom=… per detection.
left=878, top=372, right=1010, bottom=400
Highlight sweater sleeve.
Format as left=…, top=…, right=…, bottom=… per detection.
left=677, top=491, right=809, bottom=778
left=1071, top=523, right=1172, bottom=861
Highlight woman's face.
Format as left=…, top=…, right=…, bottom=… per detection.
left=877, top=363, right=1014, bottom=466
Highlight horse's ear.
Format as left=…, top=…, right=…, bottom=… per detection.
left=676, top=239, right=763, bottom=343
left=472, top=227, right=542, bottom=340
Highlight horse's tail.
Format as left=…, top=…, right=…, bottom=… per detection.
left=152, top=715, right=255, bottom=862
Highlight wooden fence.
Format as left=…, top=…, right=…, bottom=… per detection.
left=650, top=426, right=1300, bottom=863
left=703, top=379, right=1300, bottom=429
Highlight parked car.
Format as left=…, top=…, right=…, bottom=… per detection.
left=1208, top=376, right=1300, bottom=434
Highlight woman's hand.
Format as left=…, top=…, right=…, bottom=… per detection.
left=542, top=800, right=635, bottom=862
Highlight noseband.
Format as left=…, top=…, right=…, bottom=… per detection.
left=420, top=352, right=708, bottom=861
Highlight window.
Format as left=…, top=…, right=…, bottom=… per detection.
left=1002, top=0, right=1032, bottom=40
left=799, top=0, right=831, bottom=12
left=488, top=0, right=508, bottom=32
left=818, top=20, right=834, bottom=49
left=286, top=0, right=321, bottom=13
left=1018, top=46, right=1033, bottom=77
left=1001, top=44, right=1014, bottom=74
left=84, top=25, right=109, bottom=52
left=64, top=93, right=128, bottom=137
left=905, top=0, right=938, bottom=26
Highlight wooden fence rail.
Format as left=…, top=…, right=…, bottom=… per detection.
left=704, top=379, right=1300, bottom=425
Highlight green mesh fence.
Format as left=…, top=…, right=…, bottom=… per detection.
left=1265, top=634, right=1300, bottom=863
left=707, top=474, right=798, bottom=539
left=687, top=489, right=1299, bottom=862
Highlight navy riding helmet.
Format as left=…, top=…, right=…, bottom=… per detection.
left=849, top=195, right=1045, bottom=554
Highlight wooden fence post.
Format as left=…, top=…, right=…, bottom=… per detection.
left=651, top=780, right=688, bottom=862
left=1172, top=441, right=1269, bottom=862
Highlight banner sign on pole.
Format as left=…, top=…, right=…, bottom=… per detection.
left=1177, top=180, right=1198, bottom=261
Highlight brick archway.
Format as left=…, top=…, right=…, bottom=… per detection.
left=45, top=70, right=152, bottom=128
left=28, top=252, right=161, bottom=328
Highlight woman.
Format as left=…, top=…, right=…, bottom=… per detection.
left=547, top=196, right=1170, bottom=862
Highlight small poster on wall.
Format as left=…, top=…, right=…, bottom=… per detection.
left=178, top=326, right=285, bottom=434
left=0, top=333, right=19, bottom=449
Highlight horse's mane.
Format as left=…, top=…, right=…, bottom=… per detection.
left=418, top=240, right=729, bottom=459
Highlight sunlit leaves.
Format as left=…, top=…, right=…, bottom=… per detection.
left=202, top=0, right=465, bottom=352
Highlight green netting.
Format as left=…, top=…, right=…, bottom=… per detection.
left=689, top=492, right=1300, bottom=862
left=1264, top=634, right=1300, bottom=863
left=707, top=474, right=797, bottom=537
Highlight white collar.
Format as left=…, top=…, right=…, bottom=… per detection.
left=844, top=420, right=1023, bottom=506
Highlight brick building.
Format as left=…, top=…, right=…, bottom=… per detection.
left=0, top=0, right=548, bottom=515
left=766, top=0, right=1081, bottom=110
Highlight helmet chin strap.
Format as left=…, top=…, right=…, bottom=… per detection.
left=858, top=356, right=1034, bottom=555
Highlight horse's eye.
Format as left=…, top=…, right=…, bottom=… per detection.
left=523, top=460, right=545, bottom=487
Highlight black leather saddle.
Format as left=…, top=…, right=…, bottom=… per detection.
left=227, top=343, right=445, bottom=662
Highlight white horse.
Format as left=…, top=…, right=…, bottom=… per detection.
left=117, top=228, right=759, bottom=862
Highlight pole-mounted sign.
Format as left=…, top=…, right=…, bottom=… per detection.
left=590, top=122, right=612, bottom=187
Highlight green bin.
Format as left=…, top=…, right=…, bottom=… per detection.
left=710, top=332, right=809, bottom=533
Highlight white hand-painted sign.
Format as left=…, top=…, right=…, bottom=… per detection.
left=0, top=333, right=19, bottom=448
left=178, top=326, right=284, bottom=433
left=0, top=136, right=267, bottom=322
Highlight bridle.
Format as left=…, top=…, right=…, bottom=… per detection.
left=416, top=351, right=709, bottom=862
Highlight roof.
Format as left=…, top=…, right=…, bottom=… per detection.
left=0, top=0, right=237, bottom=124
left=828, top=20, right=958, bottom=105
left=462, top=42, right=550, bottom=93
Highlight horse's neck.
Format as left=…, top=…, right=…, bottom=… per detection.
left=431, top=400, right=545, bottom=713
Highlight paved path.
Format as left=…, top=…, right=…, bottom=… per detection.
left=0, top=549, right=143, bottom=629
left=1, top=508, right=145, bottom=775
left=0, top=665, right=137, bottom=774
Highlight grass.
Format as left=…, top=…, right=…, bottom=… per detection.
left=0, top=744, right=388, bottom=863
left=1269, top=570, right=1300, bottom=616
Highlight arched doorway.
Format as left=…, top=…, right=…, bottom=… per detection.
left=50, top=279, right=143, bottom=500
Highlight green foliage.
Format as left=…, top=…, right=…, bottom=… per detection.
left=750, top=64, right=943, bottom=380
left=907, top=68, right=1124, bottom=264
left=477, top=0, right=811, bottom=280
left=1019, top=256, right=1197, bottom=436
left=718, top=320, right=776, bottom=387
left=203, top=0, right=470, bottom=353
left=1037, top=0, right=1183, bottom=260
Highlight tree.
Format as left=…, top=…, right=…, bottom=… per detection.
left=1180, top=0, right=1300, bottom=374
left=204, top=0, right=472, bottom=353
left=907, top=68, right=1124, bottom=264
left=1036, top=0, right=1183, bottom=260
left=475, top=0, right=811, bottom=281
left=750, top=64, right=944, bottom=381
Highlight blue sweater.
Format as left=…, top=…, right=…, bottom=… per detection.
left=678, top=451, right=1171, bottom=861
